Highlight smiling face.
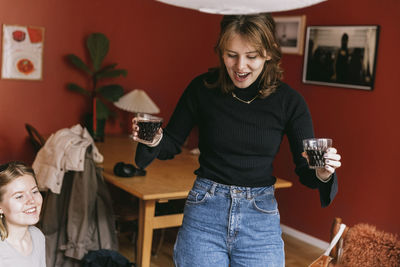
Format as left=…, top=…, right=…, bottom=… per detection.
left=222, top=33, right=270, bottom=89
left=0, top=174, right=42, bottom=228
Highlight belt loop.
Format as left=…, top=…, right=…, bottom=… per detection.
left=246, top=188, right=251, bottom=199
left=209, top=183, right=217, bottom=196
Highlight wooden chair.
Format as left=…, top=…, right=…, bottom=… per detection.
left=109, top=185, right=169, bottom=259
left=25, top=123, right=46, bottom=153
left=312, top=217, right=400, bottom=267
left=328, top=217, right=349, bottom=264
left=107, top=183, right=139, bottom=242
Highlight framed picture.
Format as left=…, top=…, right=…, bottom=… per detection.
left=1, top=24, right=45, bottom=80
left=274, top=15, right=306, bottom=55
left=302, top=25, right=380, bottom=90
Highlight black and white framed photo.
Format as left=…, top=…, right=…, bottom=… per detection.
left=302, top=25, right=380, bottom=90
left=274, top=15, right=306, bottom=55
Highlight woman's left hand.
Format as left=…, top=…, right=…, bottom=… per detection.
left=302, top=147, right=342, bottom=180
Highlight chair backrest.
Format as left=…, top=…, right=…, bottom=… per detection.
left=329, top=217, right=349, bottom=262
left=327, top=217, right=400, bottom=267
left=25, top=123, right=45, bottom=153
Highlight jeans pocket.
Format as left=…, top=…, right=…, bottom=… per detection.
left=186, top=187, right=210, bottom=205
left=252, top=192, right=278, bottom=214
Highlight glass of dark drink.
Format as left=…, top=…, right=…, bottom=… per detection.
left=303, top=138, right=332, bottom=169
left=136, top=113, right=163, bottom=144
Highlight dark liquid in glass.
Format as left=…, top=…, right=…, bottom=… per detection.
left=305, top=149, right=325, bottom=168
left=138, top=121, right=162, bottom=142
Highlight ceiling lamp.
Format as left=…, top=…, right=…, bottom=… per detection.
left=156, top=0, right=327, bottom=14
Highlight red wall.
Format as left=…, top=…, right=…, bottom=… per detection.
left=1, top=0, right=399, bottom=241
left=0, top=0, right=220, bottom=163
left=273, top=0, right=400, bottom=239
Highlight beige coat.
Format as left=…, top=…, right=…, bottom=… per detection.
left=33, top=124, right=103, bottom=194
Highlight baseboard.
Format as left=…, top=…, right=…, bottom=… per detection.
left=281, top=224, right=329, bottom=250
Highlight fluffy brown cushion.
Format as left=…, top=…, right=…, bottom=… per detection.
left=340, top=223, right=400, bottom=267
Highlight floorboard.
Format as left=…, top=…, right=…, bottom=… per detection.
left=118, top=229, right=324, bottom=267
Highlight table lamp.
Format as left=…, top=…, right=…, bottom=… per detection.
left=113, top=89, right=160, bottom=115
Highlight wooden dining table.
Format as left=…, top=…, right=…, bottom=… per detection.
left=96, top=135, right=293, bottom=267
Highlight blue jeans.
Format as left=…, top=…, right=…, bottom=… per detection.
left=173, top=177, right=284, bottom=267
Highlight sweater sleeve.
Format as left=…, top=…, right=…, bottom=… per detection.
left=135, top=77, right=200, bottom=169
left=283, top=87, right=338, bottom=207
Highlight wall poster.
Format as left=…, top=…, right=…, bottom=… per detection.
left=1, top=24, right=45, bottom=80
left=302, top=25, right=379, bottom=90
left=274, top=15, right=306, bottom=55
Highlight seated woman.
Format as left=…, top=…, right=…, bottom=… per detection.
left=0, top=161, right=45, bottom=267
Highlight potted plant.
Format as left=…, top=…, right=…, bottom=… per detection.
left=67, top=32, right=127, bottom=141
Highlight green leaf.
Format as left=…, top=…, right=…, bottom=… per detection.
left=67, top=83, right=91, bottom=96
left=97, top=84, right=124, bottom=102
left=99, top=63, right=118, bottom=73
left=96, top=99, right=110, bottom=119
left=96, top=69, right=128, bottom=79
left=67, top=54, right=92, bottom=75
left=87, top=33, right=109, bottom=72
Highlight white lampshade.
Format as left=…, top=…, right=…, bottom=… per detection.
left=156, top=0, right=326, bottom=14
left=114, top=89, right=160, bottom=114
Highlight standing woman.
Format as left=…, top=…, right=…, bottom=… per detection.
left=0, top=161, right=45, bottom=267
left=132, top=13, right=341, bottom=266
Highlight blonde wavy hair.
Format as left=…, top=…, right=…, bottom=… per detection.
left=0, top=161, right=37, bottom=241
left=208, top=13, right=283, bottom=98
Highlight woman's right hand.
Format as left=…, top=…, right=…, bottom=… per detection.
left=131, top=117, right=163, bottom=147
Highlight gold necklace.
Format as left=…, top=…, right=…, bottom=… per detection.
left=231, top=92, right=259, bottom=104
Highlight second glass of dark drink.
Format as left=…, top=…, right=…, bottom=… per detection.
left=136, top=113, right=163, bottom=143
left=302, top=138, right=332, bottom=169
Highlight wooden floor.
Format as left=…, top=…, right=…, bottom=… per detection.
left=118, top=228, right=324, bottom=267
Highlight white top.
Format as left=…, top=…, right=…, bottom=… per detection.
left=0, top=226, right=46, bottom=267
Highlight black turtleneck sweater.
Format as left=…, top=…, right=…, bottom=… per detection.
left=135, top=72, right=337, bottom=207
